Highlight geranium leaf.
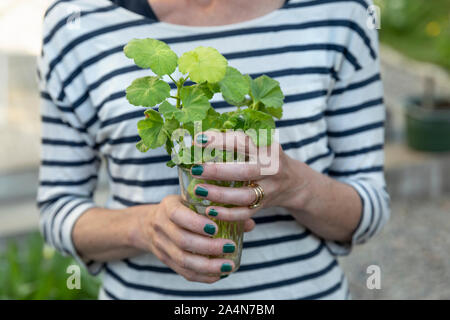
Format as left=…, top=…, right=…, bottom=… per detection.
left=250, top=75, right=284, bottom=109
left=124, top=38, right=178, bottom=76
left=178, top=46, right=228, bottom=83
left=177, top=86, right=211, bottom=123
left=219, top=67, right=249, bottom=105
left=137, top=109, right=166, bottom=149
left=126, top=76, right=171, bottom=107
left=159, top=100, right=180, bottom=119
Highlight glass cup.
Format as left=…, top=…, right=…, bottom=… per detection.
left=178, top=166, right=247, bottom=271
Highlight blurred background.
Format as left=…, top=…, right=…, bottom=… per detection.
left=0, top=0, right=449, bottom=299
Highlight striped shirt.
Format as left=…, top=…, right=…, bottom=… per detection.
left=37, top=0, right=390, bottom=300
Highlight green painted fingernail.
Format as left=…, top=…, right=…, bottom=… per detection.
left=208, top=208, right=218, bottom=217
left=223, top=243, right=235, bottom=253
left=195, top=186, right=208, bottom=197
left=220, top=275, right=229, bottom=279
left=221, top=263, right=232, bottom=273
left=204, top=224, right=215, bottom=235
left=196, top=134, right=208, bottom=144
left=191, top=165, right=204, bottom=176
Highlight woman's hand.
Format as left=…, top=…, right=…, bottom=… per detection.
left=190, top=130, right=309, bottom=221
left=130, top=194, right=255, bottom=283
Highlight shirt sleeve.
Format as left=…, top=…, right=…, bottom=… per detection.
left=323, top=3, right=391, bottom=256
left=36, top=17, right=103, bottom=274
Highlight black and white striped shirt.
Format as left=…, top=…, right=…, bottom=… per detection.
left=37, top=0, right=390, bottom=299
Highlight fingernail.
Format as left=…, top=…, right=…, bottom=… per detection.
left=223, top=243, right=235, bottom=253
left=195, top=186, right=208, bottom=197
left=203, top=224, right=215, bottom=235
left=221, top=263, right=232, bottom=273
left=220, top=275, right=229, bottom=279
left=208, top=208, right=218, bottom=217
left=191, top=165, right=204, bottom=176
left=196, top=134, right=208, bottom=144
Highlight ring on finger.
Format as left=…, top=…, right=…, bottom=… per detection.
left=248, top=182, right=264, bottom=209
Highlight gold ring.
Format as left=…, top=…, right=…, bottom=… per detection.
left=248, top=182, right=265, bottom=209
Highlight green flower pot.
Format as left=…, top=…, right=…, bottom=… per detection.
left=404, top=97, right=450, bottom=152
left=178, top=166, right=246, bottom=271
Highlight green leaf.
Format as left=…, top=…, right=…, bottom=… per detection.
left=262, top=105, right=283, bottom=119
left=124, top=38, right=178, bottom=76
left=136, top=140, right=150, bottom=153
left=159, top=100, right=179, bottom=119
left=137, top=109, right=166, bottom=149
left=178, top=46, right=228, bottom=83
left=177, top=86, right=211, bottom=122
left=126, top=76, right=171, bottom=107
left=219, top=67, right=249, bottom=105
left=196, top=82, right=215, bottom=99
left=163, top=118, right=180, bottom=137
left=250, top=75, right=284, bottom=109
left=242, top=109, right=275, bottom=146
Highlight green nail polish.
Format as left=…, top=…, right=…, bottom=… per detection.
left=220, top=275, right=229, bottom=279
left=221, top=263, right=232, bottom=273
left=196, top=134, right=208, bottom=144
left=204, top=224, right=215, bottom=235
left=208, top=208, right=218, bottom=217
left=191, top=165, right=204, bottom=176
left=195, top=186, right=208, bottom=197
left=223, top=243, right=235, bottom=253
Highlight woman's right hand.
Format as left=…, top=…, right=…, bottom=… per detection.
left=130, top=195, right=255, bottom=283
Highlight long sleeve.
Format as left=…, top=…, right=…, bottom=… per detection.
left=36, top=26, right=102, bottom=274
left=324, top=2, right=390, bottom=255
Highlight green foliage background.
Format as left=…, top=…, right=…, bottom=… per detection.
left=0, top=233, right=100, bottom=300
left=375, top=0, right=450, bottom=70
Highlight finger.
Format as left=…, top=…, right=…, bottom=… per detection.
left=158, top=250, right=221, bottom=284
left=194, top=183, right=263, bottom=207
left=244, top=219, right=256, bottom=232
left=167, top=223, right=237, bottom=256
left=191, top=162, right=263, bottom=181
left=194, top=130, right=257, bottom=157
left=169, top=204, right=219, bottom=237
left=206, top=206, right=256, bottom=221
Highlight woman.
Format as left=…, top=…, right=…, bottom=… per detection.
left=37, top=0, right=390, bottom=299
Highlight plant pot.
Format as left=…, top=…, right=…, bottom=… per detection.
left=178, top=166, right=246, bottom=271
left=404, top=97, right=450, bottom=152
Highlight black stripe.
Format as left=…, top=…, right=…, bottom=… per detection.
left=305, top=149, right=333, bottom=165
left=282, top=131, right=327, bottom=151
left=328, top=165, right=383, bottom=177
left=253, top=214, right=295, bottom=224
left=351, top=181, right=375, bottom=241
left=334, top=143, right=383, bottom=157
left=42, top=138, right=88, bottom=147
left=110, top=175, right=179, bottom=188
left=44, top=5, right=118, bottom=45
left=102, top=287, right=120, bottom=300
left=44, top=0, right=73, bottom=18
left=286, top=0, right=368, bottom=11
left=42, top=116, right=88, bottom=133
left=58, top=200, right=93, bottom=253
left=327, top=121, right=384, bottom=137
left=37, top=192, right=93, bottom=209
left=332, top=73, right=381, bottom=96
left=123, top=241, right=324, bottom=274
left=244, top=231, right=311, bottom=248
left=104, top=259, right=338, bottom=296
left=325, top=97, right=384, bottom=116
left=42, top=157, right=98, bottom=167
left=45, top=19, right=375, bottom=83
left=107, top=154, right=170, bottom=165
left=297, top=274, right=344, bottom=300
left=40, top=175, right=98, bottom=187
left=224, top=44, right=362, bottom=70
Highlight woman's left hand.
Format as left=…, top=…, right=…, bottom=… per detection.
left=190, top=130, right=308, bottom=221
